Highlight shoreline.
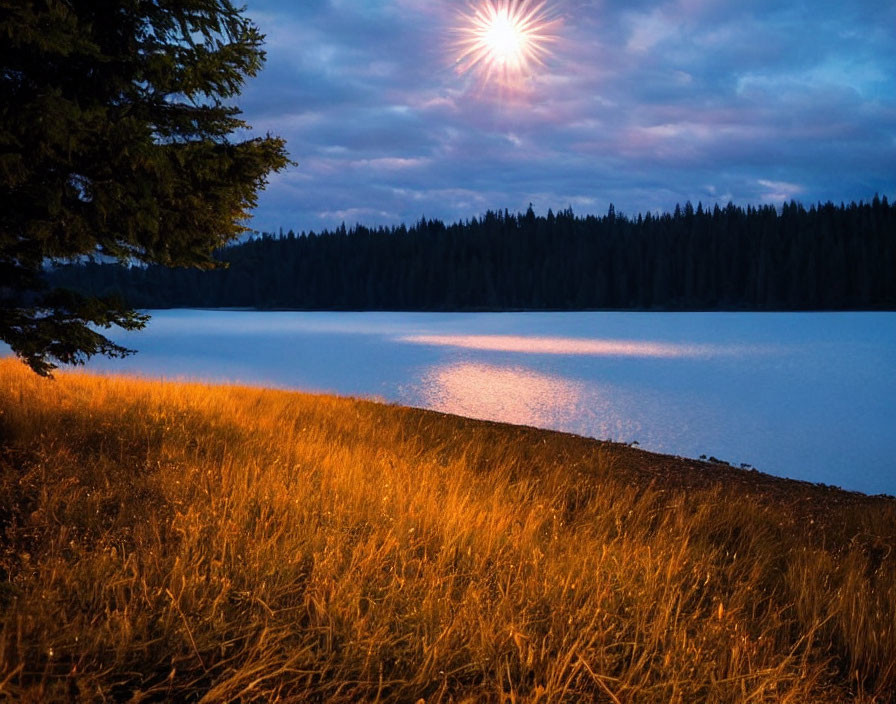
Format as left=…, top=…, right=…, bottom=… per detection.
left=140, top=305, right=896, bottom=314
left=2, top=361, right=894, bottom=701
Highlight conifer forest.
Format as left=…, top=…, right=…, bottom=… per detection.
left=51, top=198, right=896, bottom=310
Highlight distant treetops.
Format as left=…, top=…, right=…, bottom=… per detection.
left=52, top=197, right=895, bottom=312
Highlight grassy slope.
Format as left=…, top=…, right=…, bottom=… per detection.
left=0, top=358, right=894, bottom=703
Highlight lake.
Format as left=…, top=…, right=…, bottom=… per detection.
left=31, top=310, right=896, bottom=494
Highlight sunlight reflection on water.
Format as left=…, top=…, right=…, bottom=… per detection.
left=399, top=334, right=754, bottom=358
left=412, top=361, right=648, bottom=443
left=417, top=361, right=587, bottom=428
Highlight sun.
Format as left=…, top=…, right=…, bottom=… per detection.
left=454, top=0, right=560, bottom=90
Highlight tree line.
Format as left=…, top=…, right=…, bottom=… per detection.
left=50, top=197, right=896, bottom=311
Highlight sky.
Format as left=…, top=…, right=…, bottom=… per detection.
left=236, top=0, right=896, bottom=233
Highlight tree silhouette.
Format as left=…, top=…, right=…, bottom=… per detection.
left=1, top=0, right=290, bottom=374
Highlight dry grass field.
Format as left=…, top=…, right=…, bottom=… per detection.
left=0, top=358, right=894, bottom=702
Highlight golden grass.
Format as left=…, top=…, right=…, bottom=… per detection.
left=0, top=357, right=894, bottom=703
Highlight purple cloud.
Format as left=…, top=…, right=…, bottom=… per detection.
left=237, top=0, right=896, bottom=232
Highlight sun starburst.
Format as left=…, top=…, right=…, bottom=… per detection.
left=454, top=0, right=560, bottom=91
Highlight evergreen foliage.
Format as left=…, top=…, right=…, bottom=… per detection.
left=53, top=198, right=896, bottom=311
left=1, top=0, right=290, bottom=374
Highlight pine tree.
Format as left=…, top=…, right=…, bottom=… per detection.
left=1, top=0, right=290, bottom=374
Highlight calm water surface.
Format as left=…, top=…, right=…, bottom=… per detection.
left=67, top=310, right=896, bottom=494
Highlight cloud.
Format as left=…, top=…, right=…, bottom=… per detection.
left=757, top=179, right=804, bottom=203
left=238, top=0, right=896, bottom=232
